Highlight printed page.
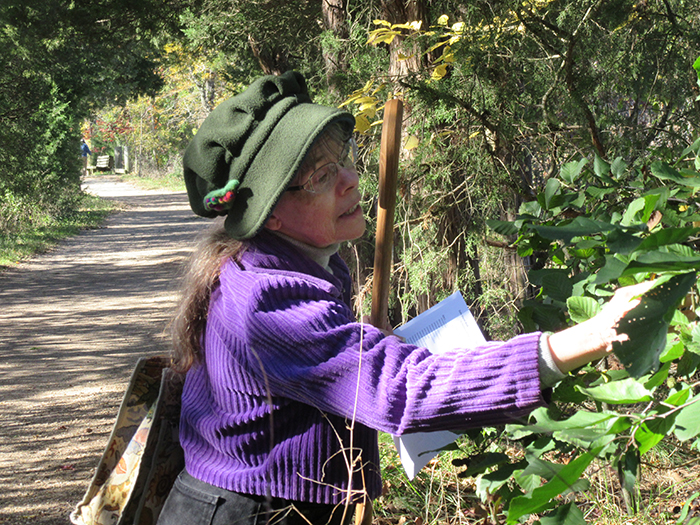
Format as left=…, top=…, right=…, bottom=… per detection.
left=391, top=291, right=486, bottom=479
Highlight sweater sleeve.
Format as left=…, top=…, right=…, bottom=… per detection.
left=212, top=268, right=546, bottom=436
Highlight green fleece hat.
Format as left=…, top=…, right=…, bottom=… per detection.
left=183, top=71, right=355, bottom=240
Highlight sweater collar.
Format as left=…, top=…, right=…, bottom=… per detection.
left=269, top=231, right=339, bottom=273
left=241, top=230, right=349, bottom=295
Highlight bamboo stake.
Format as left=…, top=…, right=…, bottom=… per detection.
left=356, top=97, right=403, bottom=525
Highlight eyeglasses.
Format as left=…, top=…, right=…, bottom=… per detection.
left=287, top=138, right=358, bottom=194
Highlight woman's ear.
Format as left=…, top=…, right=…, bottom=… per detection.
left=265, top=213, right=282, bottom=231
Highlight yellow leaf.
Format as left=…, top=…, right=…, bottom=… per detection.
left=397, top=52, right=416, bottom=61
left=452, top=22, right=466, bottom=33
left=404, top=135, right=420, bottom=150
left=448, top=35, right=462, bottom=45
left=431, top=64, right=448, bottom=81
left=437, top=14, right=449, bottom=26
left=360, top=106, right=377, bottom=119
left=354, top=96, right=377, bottom=105
left=355, top=114, right=372, bottom=134
left=427, top=40, right=449, bottom=53
left=409, top=20, right=423, bottom=31
left=371, top=83, right=386, bottom=96
left=373, top=19, right=392, bottom=27
left=338, top=94, right=365, bottom=108
left=468, top=131, right=480, bottom=139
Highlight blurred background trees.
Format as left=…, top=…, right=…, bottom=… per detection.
left=2, top=0, right=699, bottom=338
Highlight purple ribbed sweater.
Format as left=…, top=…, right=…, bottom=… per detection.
left=180, top=231, right=545, bottom=505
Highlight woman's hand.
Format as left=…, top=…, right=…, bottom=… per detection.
left=547, top=280, right=656, bottom=373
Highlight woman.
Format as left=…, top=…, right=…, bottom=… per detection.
left=158, top=71, right=650, bottom=525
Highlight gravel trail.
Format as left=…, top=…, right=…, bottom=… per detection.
left=0, top=176, right=208, bottom=524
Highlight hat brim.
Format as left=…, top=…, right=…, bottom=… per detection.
left=224, top=104, right=354, bottom=240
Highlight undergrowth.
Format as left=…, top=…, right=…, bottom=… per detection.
left=0, top=191, right=115, bottom=269
left=374, top=431, right=700, bottom=525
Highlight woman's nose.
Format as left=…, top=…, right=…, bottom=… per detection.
left=336, top=165, right=359, bottom=193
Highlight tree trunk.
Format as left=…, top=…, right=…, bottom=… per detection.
left=381, top=0, right=428, bottom=81
left=248, top=34, right=290, bottom=75
left=321, top=0, right=349, bottom=94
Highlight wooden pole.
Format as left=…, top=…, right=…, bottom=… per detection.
left=356, top=97, right=403, bottom=525
left=370, top=98, right=404, bottom=327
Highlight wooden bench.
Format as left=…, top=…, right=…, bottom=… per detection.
left=88, top=155, right=113, bottom=173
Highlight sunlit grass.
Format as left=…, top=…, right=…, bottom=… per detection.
left=120, top=170, right=186, bottom=192
left=375, top=432, right=700, bottom=525
left=0, top=193, right=115, bottom=268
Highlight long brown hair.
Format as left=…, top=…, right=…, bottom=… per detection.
left=171, top=221, right=246, bottom=373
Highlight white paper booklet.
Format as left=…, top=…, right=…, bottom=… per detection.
left=391, top=291, right=486, bottom=479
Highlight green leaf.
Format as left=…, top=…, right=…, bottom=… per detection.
left=455, top=452, right=509, bottom=478
left=506, top=450, right=598, bottom=523
left=636, top=411, right=677, bottom=454
left=637, top=227, right=700, bottom=251
left=567, top=296, right=600, bottom=323
left=660, top=338, right=685, bottom=363
left=594, top=254, right=629, bottom=284
left=610, top=157, right=628, bottom=179
left=486, top=218, right=519, bottom=236
left=576, top=378, right=653, bottom=404
left=622, top=253, right=700, bottom=276
left=506, top=407, right=615, bottom=440
left=678, top=137, right=700, bottom=164
left=674, top=397, right=700, bottom=441
left=614, top=272, right=698, bottom=377
left=617, top=448, right=639, bottom=499
left=544, top=178, right=561, bottom=209
left=538, top=502, right=586, bottom=525
left=650, top=161, right=700, bottom=187
left=644, top=361, right=672, bottom=389
left=531, top=217, right=615, bottom=243
left=542, top=272, right=573, bottom=302
left=560, top=158, right=587, bottom=184
left=606, top=228, right=643, bottom=255
left=620, top=197, right=646, bottom=227
left=593, top=155, right=610, bottom=178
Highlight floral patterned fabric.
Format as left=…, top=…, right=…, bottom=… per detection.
left=71, top=356, right=184, bottom=525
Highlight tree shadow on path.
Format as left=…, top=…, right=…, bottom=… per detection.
left=0, top=177, right=209, bottom=524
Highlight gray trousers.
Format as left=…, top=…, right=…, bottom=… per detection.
left=157, top=470, right=357, bottom=525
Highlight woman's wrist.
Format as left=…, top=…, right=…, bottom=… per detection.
left=546, top=319, right=614, bottom=374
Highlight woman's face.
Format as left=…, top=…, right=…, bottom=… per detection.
left=266, top=135, right=366, bottom=248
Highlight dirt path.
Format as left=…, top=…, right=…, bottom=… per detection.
left=0, top=176, right=209, bottom=524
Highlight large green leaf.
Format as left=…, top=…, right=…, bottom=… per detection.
left=506, top=407, right=615, bottom=441
left=636, top=410, right=677, bottom=454
left=560, top=159, right=588, bottom=184
left=576, top=378, right=653, bottom=404
left=613, top=272, right=698, bottom=377
left=594, top=254, right=629, bottom=284
left=454, top=452, right=509, bottom=478
left=650, top=161, right=700, bottom=187
left=531, top=217, right=615, bottom=243
left=542, top=272, right=573, bottom=302
left=567, top=296, right=600, bottom=323
left=506, top=450, right=598, bottom=523
left=674, top=397, right=700, bottom=442
left=486, top=218, right=519, bottom=236
left=538, top=502, right=586, bottom=525
left=544, top=178, right=562, bottom=209
left=606, top=228, right=643, bottom=255
left=637, top=227, right=700, bottom=251
left=622, top=253, right=700, bottom=275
